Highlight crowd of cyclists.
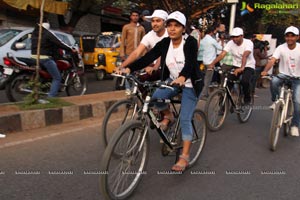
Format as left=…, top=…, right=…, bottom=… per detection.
left=113, top=8, right=300, bottom=171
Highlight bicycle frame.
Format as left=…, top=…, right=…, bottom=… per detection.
left=142, top=94, right=181, bottom=150
left=220, top=72, right=241, bottom=111
left=113, top=73, right=183, bottom=150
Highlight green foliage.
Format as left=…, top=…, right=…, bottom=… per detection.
left=22, top=80, right=41, bottom=105
left=260, top=0, right=300, bottom=26
left=19, top=98, right=74, bottom=110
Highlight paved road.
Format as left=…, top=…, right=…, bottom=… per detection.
left=1, top=88, right=300, bottom=200
left=0, top=70, right=116, bottom=104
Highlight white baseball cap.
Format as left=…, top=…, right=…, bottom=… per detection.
left=145, top=9, right=168, bottom=21
left=230, top=27, right=244, bottom=36
left=166, top=11, right=186, bottom=27
left=285, top=26, right=299, bottom=35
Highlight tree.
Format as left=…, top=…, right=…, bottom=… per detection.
left=58, top=0, right=226, bottom=33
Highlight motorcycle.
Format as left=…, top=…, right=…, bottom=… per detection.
left=0, top=66, right=8, bottom=90
left=3, top=49, right=87, bottom=102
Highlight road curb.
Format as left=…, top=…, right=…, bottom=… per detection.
left=0, top=91, right=126, bottom=134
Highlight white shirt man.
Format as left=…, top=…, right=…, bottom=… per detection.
left=262, top=26, right=300, bottom=136
left=224, top=38, right=256, bottom=69
left=121, top=9, right=168, bottom=70
left=209, top=27, right=255, bottom=104
left=272, top=43, right=300, bottom=77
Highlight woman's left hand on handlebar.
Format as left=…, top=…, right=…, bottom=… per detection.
left=114, top=67, right=130, bottom=75
left=171, top=76, right=185, bottom=86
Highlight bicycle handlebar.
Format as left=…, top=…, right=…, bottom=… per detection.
left=111, top=73, right=181, bottom=91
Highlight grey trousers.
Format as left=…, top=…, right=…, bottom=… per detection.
left=200, top=66, right=214, bottom=97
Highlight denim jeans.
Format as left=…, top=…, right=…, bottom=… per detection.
left=270, top=73, right=300, bottom=127
left=40, top=59, right=61, bottom=97
left=152, top=85, right=199, bottom=141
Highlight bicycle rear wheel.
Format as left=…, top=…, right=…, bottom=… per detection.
left=205, top=89, right=228, bottom=131
left=269, top=102, right=283, bottom=151
left=188, top=109, right=207, bottom=167
left=101, top=98, right=140, bottom=146
left=100, top=120, right=149, bottom=200
left=283, top=97, right=293, bottom=136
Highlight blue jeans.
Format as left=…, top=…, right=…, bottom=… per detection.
left=152, top=86, right=199, bottom=141
left=40, top=59, right=61, bottom=97
left=271, top=73, right=300, bottom=127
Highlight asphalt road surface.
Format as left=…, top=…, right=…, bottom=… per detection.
left=1, top=88, right=300, bottom=200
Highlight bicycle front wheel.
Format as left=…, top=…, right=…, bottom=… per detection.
left=100, top=120, right=149, bottom=200
left=269, top=102, right=284, bottom=151
left=101, top=98, right=140, bottom=146
left=237, top=99, right=253, bottom=123
left=205, top=89, right=228, bottom=131
left=188, top=109, right=207, bottom=167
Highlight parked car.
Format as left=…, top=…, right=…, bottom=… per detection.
left=80, top=32, right=121, bottom=80
left=0, top=27, right=81, bottom=89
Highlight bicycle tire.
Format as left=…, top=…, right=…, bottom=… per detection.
left=101, top=98, right=140, bottom=146
left=237, top=97, right=253, bottom=123
left=205, top=89, right=228, bottom=131
left=100, top=120, right=149, bottom=200
left=283, top=97, right=294, bottom=136
left=188, top=109, right=207, bottom=167
left=269, top=102, right=284, bottom=151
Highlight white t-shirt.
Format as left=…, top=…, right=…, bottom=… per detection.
left=166, top=37, right=192, bottom=88
left=141, top=29, right=168, bottom=50
left=272, top=43, right=300, bottom=77
left=224, top=38, right=255, bottom=69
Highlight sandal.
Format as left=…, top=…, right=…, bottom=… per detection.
left=171, top=155, right=189, bottom=172
left=160, top=113, right=174, bottom=131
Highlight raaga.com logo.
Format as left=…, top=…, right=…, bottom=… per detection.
left=240, top=2, right=299, bottom=16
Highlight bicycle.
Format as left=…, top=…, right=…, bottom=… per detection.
left=204, top=66, right=254, bottom=131
left=100, top=75, right=207, bottom=200
left=264, top=75, right=294, bottom=151
left=101, top=72, right=155, bottom=146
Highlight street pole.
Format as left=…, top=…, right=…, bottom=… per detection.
left=226, top=0, right=239, bottom=34
left=33, top=0, right=46, bottom=102
left=229, top=3, right=237, bottom=34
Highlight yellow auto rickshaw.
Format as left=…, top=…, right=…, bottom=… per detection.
left=93, top=32, right=121, bottom=80
left=80, top=32, right=121, bottom=80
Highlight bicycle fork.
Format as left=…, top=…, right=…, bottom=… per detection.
left=276, top=87, right=291, bottom=128
left=282, top=89, right=293, bottom=125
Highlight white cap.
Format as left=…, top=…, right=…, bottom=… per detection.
left=145, top=9, right=168, bottom=21
left=230, top=27, right=244, bottom=36
left=166, top=11, right=186, bottom=27
left=285, top=26, right=299, bottom=35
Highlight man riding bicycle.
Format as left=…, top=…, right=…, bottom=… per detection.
left=208, top=27, right=255, bottom=105
left=120, top=9, right=168, bottom=94
left=261, top=26, right=300, bottom=137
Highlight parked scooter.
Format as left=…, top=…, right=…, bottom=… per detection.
left=3, top=49, right=87, bottom=102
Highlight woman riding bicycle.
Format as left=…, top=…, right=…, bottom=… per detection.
left=117, top=11, right=204, bottom=172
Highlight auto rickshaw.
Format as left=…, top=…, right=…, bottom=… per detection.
left=80, top=32, right=121, bottom=80
left=93, top=32, right=121, bottom=80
